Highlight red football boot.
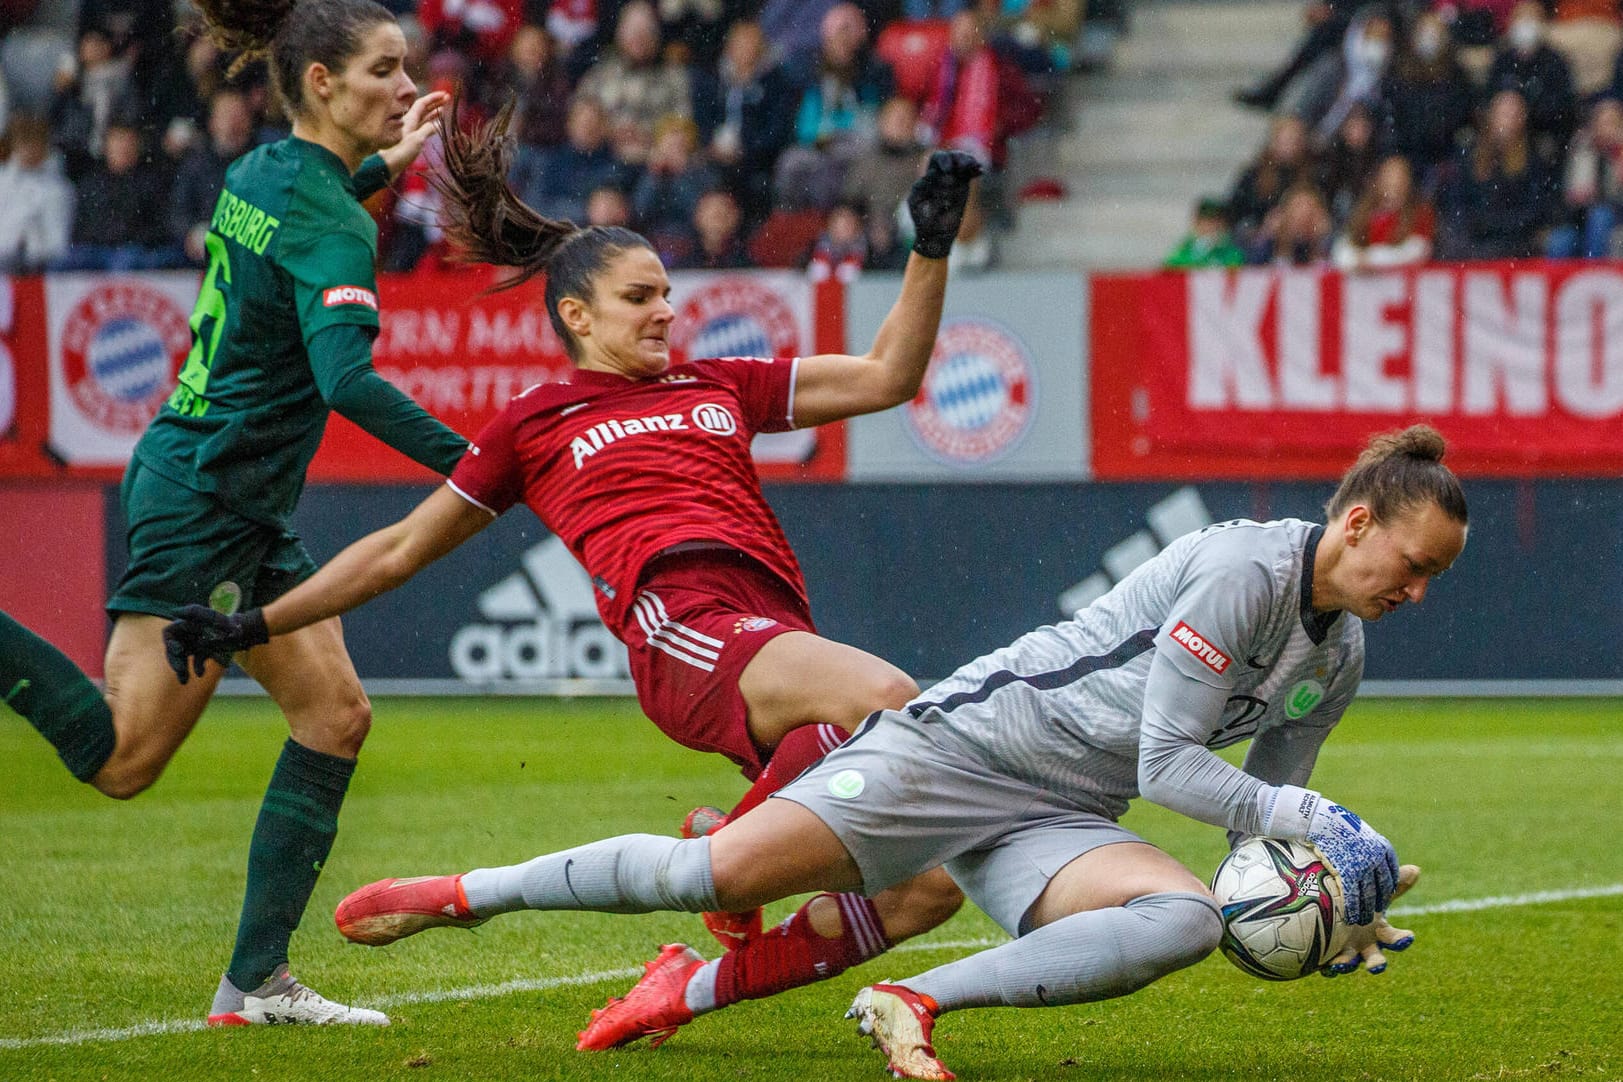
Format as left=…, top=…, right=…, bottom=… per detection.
left=335, top=875, right=484, bottom=946
left=847, top=983, right=955, bottom=1081
left=577, top=944, right=706, bottom=1051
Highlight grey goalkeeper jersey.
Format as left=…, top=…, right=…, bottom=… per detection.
left=905, top=518, right=1364, bottom=834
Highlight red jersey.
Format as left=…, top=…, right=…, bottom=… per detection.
left=449, top=357, right=807, bottom=626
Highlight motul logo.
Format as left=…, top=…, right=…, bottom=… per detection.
left=323, top=286, right=378, bottom=309
left=1170, top=620, right=1230, bottom=673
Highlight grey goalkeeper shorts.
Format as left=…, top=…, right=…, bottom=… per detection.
left=772, top=709, right=1146, bottom=937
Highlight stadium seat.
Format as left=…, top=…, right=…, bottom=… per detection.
left=747, top=208, right=827, bottom=269
left=876, top=19, right=951, bottom=104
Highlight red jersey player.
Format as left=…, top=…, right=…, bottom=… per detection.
left=164, top=106, right=985, bottom=1044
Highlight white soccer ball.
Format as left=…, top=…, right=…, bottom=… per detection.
left=1210, top=836, right=1350, bottom=981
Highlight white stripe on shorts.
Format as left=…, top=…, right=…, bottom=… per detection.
left=633, top=592, right=719, bottom=672
left=641, top=592, right=725, bottom=647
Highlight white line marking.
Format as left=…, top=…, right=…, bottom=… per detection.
left=4, top=884, right=1618, bottom=1050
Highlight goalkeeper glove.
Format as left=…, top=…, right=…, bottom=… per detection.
left=163, top=605, right=270, bottom=684
left=1265, top=784, right=1399, bottom=926
left=1323, top=864, right=1421, bottom=976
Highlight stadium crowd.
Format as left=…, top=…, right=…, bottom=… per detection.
left=1164, top=0, right=1623, bottom=268
left=0, top=0, right=1089, bottom=277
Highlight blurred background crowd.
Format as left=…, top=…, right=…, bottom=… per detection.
left=0, top=0, right=1110, bottom=276
left=1168, top=0, right=1623, bottom=268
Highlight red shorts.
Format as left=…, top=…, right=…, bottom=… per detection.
left=615, top=549, right=814, bottom=780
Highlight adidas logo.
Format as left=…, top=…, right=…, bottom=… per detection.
left=449, top=536, right=630, bottom=683
left=1057, top=487, right=1212, bottom=613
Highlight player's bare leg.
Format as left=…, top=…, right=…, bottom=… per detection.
left=209, top=617, right=387, bottom=1026
left=94, top=615, right=222, bottom=799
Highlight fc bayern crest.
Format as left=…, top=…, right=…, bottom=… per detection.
left=60, top=279, right=190, bottom=434
left=673, top=276, right=801, bottom=362
left=904, top=317, right=1036, bottom=464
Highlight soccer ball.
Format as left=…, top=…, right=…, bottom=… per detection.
left=1210, top=836, right=1349, bottom=981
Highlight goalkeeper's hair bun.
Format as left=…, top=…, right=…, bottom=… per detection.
left=1326, top=424, right=1467, bottom=525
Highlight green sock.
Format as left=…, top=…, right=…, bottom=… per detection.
left=0, top=609, right=116, bottom=781
left=227, top=738, right=356, bottom=991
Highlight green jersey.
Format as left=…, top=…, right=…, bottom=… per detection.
left=135, top=137, right=460, bottom=527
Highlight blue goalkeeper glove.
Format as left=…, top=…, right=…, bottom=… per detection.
left=1264, top=785, right=1399, bottom=926
left=163, top=605, right=270, bottom=684
left=1306, top=801, right=1398, bottom=926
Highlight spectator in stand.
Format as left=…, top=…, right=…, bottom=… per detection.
left=510, top=96, right=629, bottom=222
left=692, top=19, right=797, bottom=227
left=49, top=27, right=139, bottom=177
left=169, top=89, right=255, bottom=267
left=775, top=2, right=895, bottom=210
left=1377, top=12, right=1475, bottom=182
left=657, top=0, right=746, bottom=69
left=760, top=0, right=843, bottom=63
left=842, top=96, right=929, bottom=230
left=632, top=114, right=719, bottom=264
left=1486, top=2, right=1578, bottom=153
left=675, top=187, right=756, bottom=268
left=1548, top=96, right=1623, bottom=257
left=1228, top=115, right=1322, bottom=250
left=1433, top=0, right=1520, bottom=47
left=576, top=1, right=694, bottom=154
left=922, top=9, right=1003, bottom=167
left=1249, top=182, right=1334, bottom=264
left=585, top=183, right=634, bottom=226
left=79, top=0, right=179, bottom=123
left=493, top=24, right=574, bottom=147
left=1235, top=0, right=1364, bottom=110
left=1279, top=7, right=1395, bottom=145
left=992, top=0, right=1085, bottom=73
left=808, top=198, right=869, bottom=280
left=0, top=113, right=75, bottom=273
left=1546, top=0, right=1623, bottom=96
left=53, top=118, right=180, bottom=271
left=417, top=0, right=526, bottom=63
left=1321, top=101, right=1381, bottom=225
left=1332, top=154, right=1435, bottom=269
left=546, top=0, right=599, bottom=58
left=864, top=203, right=910, bottom=269
left=1442, top=88, right=1557, bottom=258
left=1164, top=197, right=1246, bottom=268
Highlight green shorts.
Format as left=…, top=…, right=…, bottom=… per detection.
left=107, top=459, right=318, bottom=620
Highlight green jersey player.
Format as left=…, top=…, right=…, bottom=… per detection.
left=0, top=0, right=463, bottom=1026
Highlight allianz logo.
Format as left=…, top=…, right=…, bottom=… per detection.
left=451, top=536, right=630, bottom=682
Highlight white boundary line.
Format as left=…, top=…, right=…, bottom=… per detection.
left=4, top=883, right=1619, bottom=1051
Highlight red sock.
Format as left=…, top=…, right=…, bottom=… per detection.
left=714, top=893, right=890, bottom=1006
left=726, top=723, right=845, bottom=823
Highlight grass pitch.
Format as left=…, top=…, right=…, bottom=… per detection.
left=1, top=696, right=1619, bottom=1081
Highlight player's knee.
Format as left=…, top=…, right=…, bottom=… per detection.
left=88, top=744, right=166, bottom=800
left=853, top=664, right=918, bottom=715
left=319, top=694, right=373, bottom=757
left=1135, top=890, right=1224, bottom=964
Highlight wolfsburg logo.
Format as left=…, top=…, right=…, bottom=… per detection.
left=450, top=536, right=629, bottom=683
left=1169, top=620, right=1231, bottom=674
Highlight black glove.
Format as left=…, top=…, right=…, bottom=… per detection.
left=907, top=149, right=985, bottom=259
left=163, top=605, right=270, bottom=684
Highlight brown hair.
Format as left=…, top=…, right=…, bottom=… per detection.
left=191, top=0, right=395, bottom=116
left=1326, top=425, right=1468, bottom=524
left=433, top=100, right=655, bottom=360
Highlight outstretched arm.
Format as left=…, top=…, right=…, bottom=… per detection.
left=164, top=487, right=493, bottom=680
left=790, top=151, right=982, bottom=427
left=263, top=485, right=492, bottom=634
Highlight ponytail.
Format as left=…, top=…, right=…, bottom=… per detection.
left=433, top=99, right=657, bottom=359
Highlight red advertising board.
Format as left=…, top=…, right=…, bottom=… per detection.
left=1093, top=263, right=1623, bottom=478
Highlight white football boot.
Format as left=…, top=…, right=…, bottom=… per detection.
left=207, top=965, right=390, bottom=1026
